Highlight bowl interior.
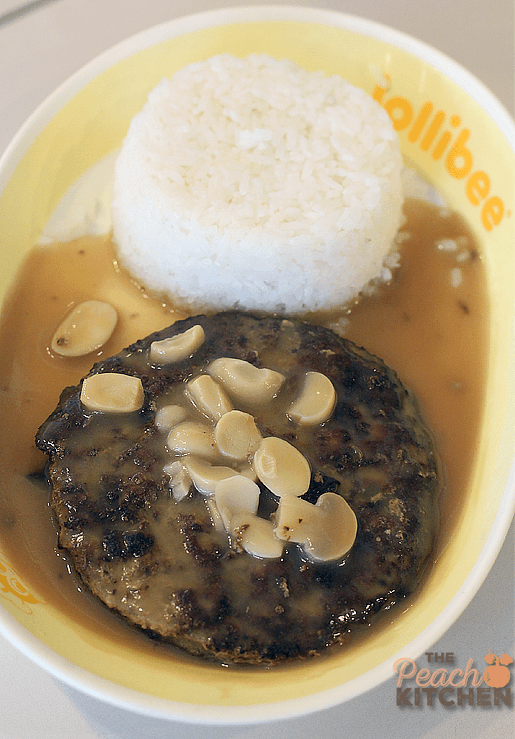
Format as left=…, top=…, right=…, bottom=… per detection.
left=0, top=8, right=514, bottom=723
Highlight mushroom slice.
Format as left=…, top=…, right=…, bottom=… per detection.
left=231, top=513, right=284, bottom=559
left=186, top=374, right=233, bottom=421
left=236, top=460, right=258, bottom=482
left=205, top=498, right=225, bottom=532
left=166, top=421, right=217, bottom=459
left=80, top=373, right=144, bottom=413
left=214, top=475, right=260, bottom=531
left=164, top=460, right=192, bottom=501
left=51, top=300, right=117, bottom=357
left=207, top=358, right=285, bottom=407
left=150, top=325, right=205, bottom=364
left=274, top=492, right=357, bottom=563
left=253, top=437, right=310, bottom=497
left=287, top=371, right=336, bottom=426
left=183, top=456, right=238, bottom=496
left=273, top=494, right=317, bottom=543
left=155, top=404, right=187, bottom=432
left=214, top=410, right=262, bottom=461
left=304, top=493, right=357, bottom=562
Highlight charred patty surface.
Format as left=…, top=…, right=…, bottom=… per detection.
left=36, top=312, right=441, bottom=664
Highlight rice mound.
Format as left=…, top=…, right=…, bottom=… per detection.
left=111, top=54, right=404, bottom=314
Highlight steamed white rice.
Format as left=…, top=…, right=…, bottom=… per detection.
left=111, top=54, right=404, bottom=314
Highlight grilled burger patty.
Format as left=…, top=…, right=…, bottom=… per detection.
left=36, top=312, right=441, bottom=664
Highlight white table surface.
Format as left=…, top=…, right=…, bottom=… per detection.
left=0, top=1, right=513, bottom=737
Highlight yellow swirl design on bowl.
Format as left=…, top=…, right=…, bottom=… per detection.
left=0, top=556, right=39, bottom=614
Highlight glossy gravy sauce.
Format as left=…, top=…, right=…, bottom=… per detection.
left=0, top=198, right=489, bottom=659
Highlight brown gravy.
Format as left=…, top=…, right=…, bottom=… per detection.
left=0, top=197, right=489, bottom=658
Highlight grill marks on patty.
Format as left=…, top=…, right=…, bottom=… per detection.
left=36, top=312, right=441, bottom=664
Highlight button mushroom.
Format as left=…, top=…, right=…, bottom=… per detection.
left=183, top=456, right=239, bottom=496
left=236, top=459, right=259, bottom=482
left=205, top=498, right=226, bottom=532
left=230, top=513, right=285, bottom=559
left=186, top=374, right=233, bottom=421
left=154, top=404, right=188, bottom=432
left=164, top=460, right=192, bottom=501
left=253, top=436, right=311, bottom=497
left=207, top=357, right=285, bottom=407
left=287, top=371, right=336, bottom=426
left=166, top=421, right=217, bottom=459
left=272, top=495, right=317, bottom=543
left=274, top=492, right=357, bottom=562
left=80, top=373, right=144, bottom=413
left=214, top=475, right=260, bottom=530
left=51, top=300, right=117, bottom=357
left=150, top=324, right=205, bottom=364
left=214, top=410, right=262, bottom=461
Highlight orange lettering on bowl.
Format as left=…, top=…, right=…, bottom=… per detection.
left=373, top=82, right=507, bottom=232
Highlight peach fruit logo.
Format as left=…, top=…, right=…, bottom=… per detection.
left=484, top=651, right=514, bottom=689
